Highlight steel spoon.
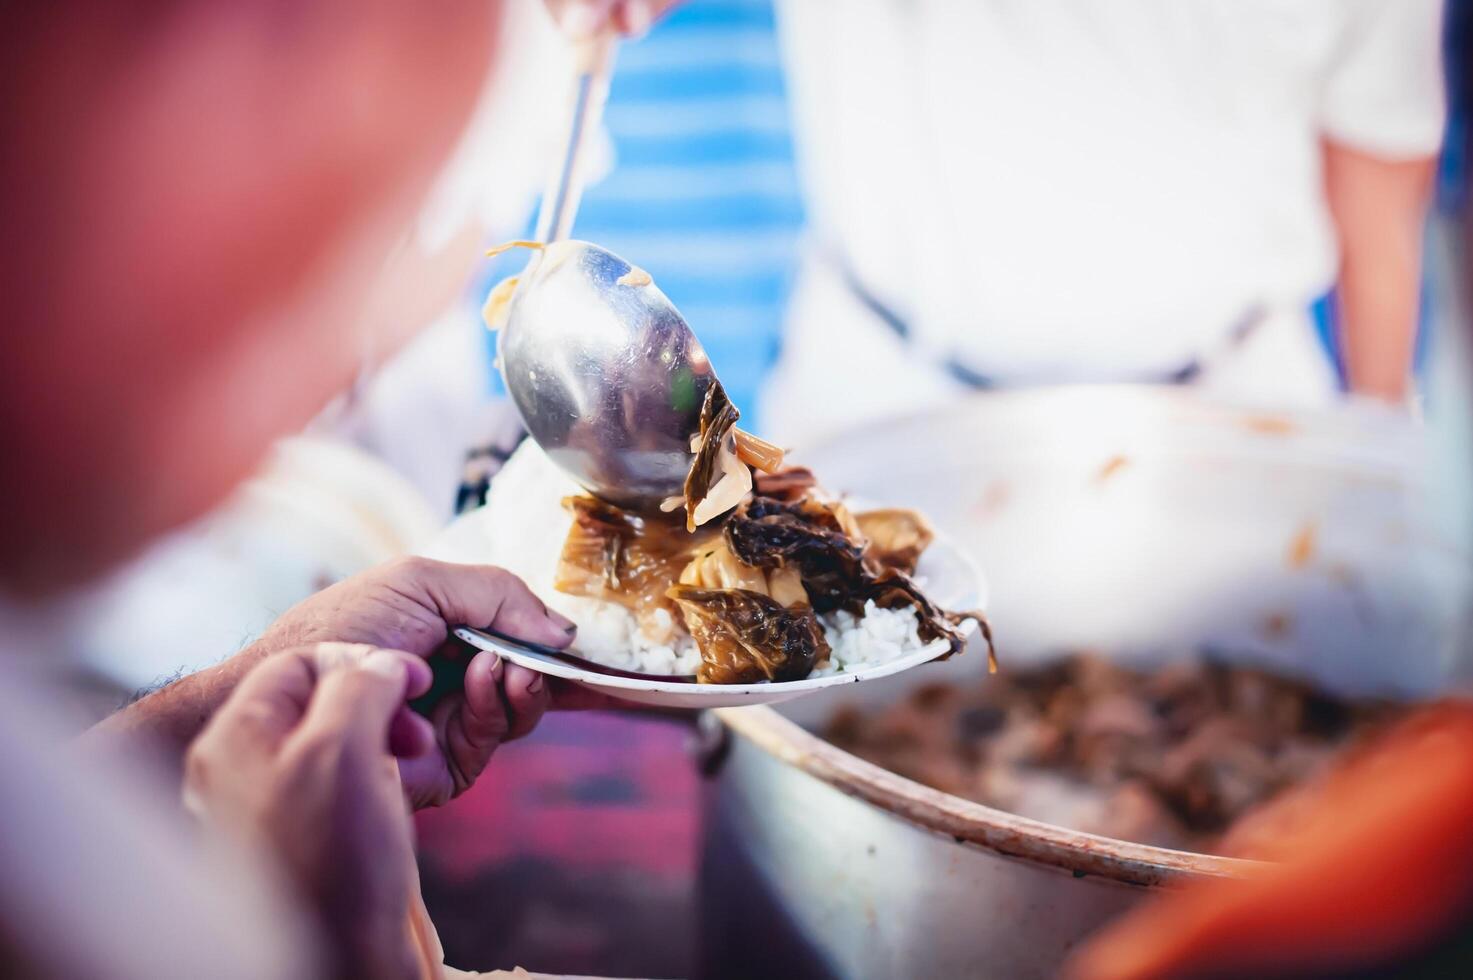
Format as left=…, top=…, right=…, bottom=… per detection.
left=493, top=31, right=719, bottom=509
left=497, top=239, right=718, bottom=509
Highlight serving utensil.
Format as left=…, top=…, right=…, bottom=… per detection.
left=533, top=32, right=615, bottom=245
left=498, top=240, right=719, bottom=510
left=495, top=33, right=718, bottom=510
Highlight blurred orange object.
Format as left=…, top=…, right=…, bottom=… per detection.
left=1067, top=701, right=1473, bottom=979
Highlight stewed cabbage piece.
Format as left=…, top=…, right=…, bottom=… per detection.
left=855, top=508, right=935, bottom=576
left=666, top=585, right=830, bottom=684
left=555, top=495, right=716, bottom=643
left=725, top=492, right=988, bottom=666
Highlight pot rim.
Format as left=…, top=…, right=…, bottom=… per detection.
left=714, top=704, right=1264, bottom=888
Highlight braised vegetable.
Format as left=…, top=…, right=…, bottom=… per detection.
left=666, top=585, right=830, bottom=684
left=856, top=508, right=935, bottom=575
left=681, top=382, right=743, bottom=531
left=724, top=495, right=867, bottom=613
left=555, top=495, right=716, bottom=642
left=554, top=460, right=990, bottom=683
left=733, top=428, right=786, bottom=473
left=752, top=466, right=818, bottom=502
left=679, top=539, right=808, bottom=607
left=727, top=494, right=989, bottom=665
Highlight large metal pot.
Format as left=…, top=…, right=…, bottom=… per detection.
left=698, top=387, right=1471, bottom=979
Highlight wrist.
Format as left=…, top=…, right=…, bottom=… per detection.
left=1347, top=378, right=1419, bottom=415
left=83, top=641, right=273, bottom=756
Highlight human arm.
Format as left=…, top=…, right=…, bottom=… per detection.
left=1315, top=0, right=1445, bottom=404
left=83, top=557, right=615, bottom=808
left=1324, top=140, right=1438, bottom=403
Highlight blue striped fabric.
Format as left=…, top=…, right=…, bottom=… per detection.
left=477, top=0, right=803, bottom=428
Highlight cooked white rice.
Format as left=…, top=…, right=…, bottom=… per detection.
left=816, top=601, right=952, bottom=677
left=476, top=442, right=953, bottom=680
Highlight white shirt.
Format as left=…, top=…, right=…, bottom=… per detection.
left=766, top=0, right=1445, bottom=423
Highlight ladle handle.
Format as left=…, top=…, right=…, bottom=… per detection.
left=534, top=30, right=617, bottom=245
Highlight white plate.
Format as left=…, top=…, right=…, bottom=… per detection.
left=451, top=531, right=987, bottom=709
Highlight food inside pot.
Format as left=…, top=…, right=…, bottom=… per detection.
left=824, top=654, right=1405, bottom=852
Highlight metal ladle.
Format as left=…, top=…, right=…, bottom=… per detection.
left=495, top=33, right=717, bottom=510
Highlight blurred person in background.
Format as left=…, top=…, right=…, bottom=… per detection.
left=0, top=2, right=603, bottom=978
left=759, top=0, right=1447, bottom=445
left=540, top=0, right=1445, bottom=448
